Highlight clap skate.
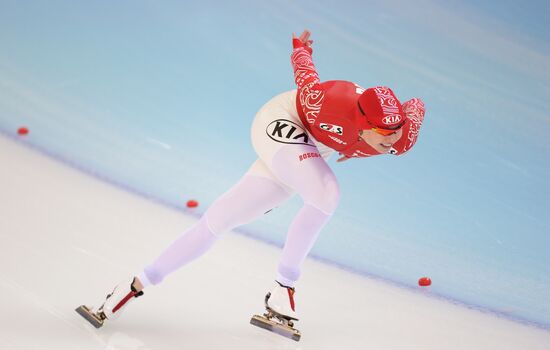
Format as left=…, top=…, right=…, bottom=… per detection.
left=75, top=277, right=143, bottom=328
left=250, top=281, right=301, bottom=341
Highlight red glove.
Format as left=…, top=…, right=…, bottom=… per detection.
left=292, top=30, right=313, bottom=54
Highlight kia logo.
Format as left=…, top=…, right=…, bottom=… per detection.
left=382, top=115, right=402, bottom=125
left=266, top=119, right=314, bottom=146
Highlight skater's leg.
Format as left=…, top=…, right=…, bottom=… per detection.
left=77, top=161, right=293, bottom=326
left=275, top=204, right=332, bottom=286
left=205, top=161, right=293, bottom=235
left=140, top=215, right=218, bottom=286
left=268, top=145, right=340, bottom=287
left=249, top=92, right=339, bottom=286
left=140, top=166, right=293, bottom=287
left=247, top=91, right=340, bottom=323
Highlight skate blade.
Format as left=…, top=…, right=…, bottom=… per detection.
left=75, top=305, right=105, bottom=328
left=250, top=315, right=301, bottom=342
left=266, top=306, right=298, bottom=321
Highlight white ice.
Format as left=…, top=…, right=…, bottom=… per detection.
left=1, top=134, right=549, bottom=349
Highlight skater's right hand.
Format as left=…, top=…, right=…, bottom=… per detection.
left=337, top=154, right=351, bottom=163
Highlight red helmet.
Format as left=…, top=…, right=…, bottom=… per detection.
left=356, top=86, right=405, bottom=131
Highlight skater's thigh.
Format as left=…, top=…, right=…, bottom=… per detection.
left=249, top=90, right=338, bottom=213
left=269, top=144, right=340, bottom=215
left=205, top=162, right=293, bottom=235
left=245, top=158, right=294, bottom=193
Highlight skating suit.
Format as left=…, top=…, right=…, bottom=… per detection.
left=140, top=40, right=426, bottom=289
left=250, top=38, right=425, bottom=166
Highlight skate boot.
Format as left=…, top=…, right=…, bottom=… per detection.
left=75, top=277, right=144, bottom=328
left=250, top=281, right=301, bottom=341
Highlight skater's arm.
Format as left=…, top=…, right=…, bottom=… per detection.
left=291, top=30, right=320, bottom=91
left=290, top=30, right=324, bottom=126
left=390, top=98, right=426, bottom=155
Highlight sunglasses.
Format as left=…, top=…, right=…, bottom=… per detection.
left=358, top=101, right=404, bottom=136
left=371, top=126, right=401, bottom=136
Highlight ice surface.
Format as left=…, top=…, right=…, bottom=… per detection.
left=1, top=0, right=549, bottom=327
left=1, top=135, right=549, bottom=349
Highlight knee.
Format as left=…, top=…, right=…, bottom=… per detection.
left=321, top=176, right=341, bottom=214
left=304, top=175, right=340, bottom=215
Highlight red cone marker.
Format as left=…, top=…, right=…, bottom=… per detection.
left=186, top=200, right=199, bottom=208
left=18, top=127, right=29, bottom=136
left=418, top=277, right=432, bottom=287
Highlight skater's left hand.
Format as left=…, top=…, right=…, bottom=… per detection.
left=292, top=30, right=313, bottom=53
